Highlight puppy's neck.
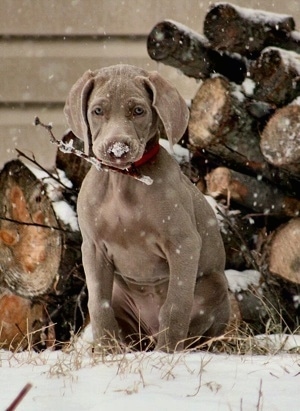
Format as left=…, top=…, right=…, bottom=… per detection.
left=133, top=137, right=160, bottom=168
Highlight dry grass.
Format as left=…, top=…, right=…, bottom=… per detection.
left=1, top=293, right=299, bottom=381
left=1, top=312, right=299, bottom=359
left=1, top=316, right=299, bottom=411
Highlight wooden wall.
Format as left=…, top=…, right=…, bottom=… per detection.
left=1, top=0, right=299, bottom=169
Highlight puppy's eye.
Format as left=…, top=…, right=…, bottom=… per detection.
left=133, top=106, right=144, bottom=116
left=93, top=107, right=104, bottom=116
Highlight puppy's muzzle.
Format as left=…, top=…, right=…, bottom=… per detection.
left=95, top=137, right=142, bottom=169
left=107, top=142, right=130, bottom=159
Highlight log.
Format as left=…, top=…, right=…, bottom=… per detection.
left=225, top=269, right=266, bottom=332
left=147, top=20, right=247, bottom=83
left=189, top=76, right=267, bottom=174
left=205, top=167, right=300, bottom=217
left=260, top=104, right=300, bottom=175
left=266, top=218, right=300, bottom=284
left=245, top=100, right=276, bottom=120
left=203, top=3, right=296, bottom=58
left=258, top=218, right=300, bottom=330
left=0, top=288, right=45, bottom=350
left=0, top=160, right=62, bottom=297
left=0, top=159, right=89, bottom=349
left=189, top=76, right=300, bottom=196
left=221, top=217, right=300, bottom=332
left=249, top=47, right=300, bottom=106
left=282, top=30, right=300, bottom=53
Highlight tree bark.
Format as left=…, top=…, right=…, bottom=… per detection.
left=203, top=3, right=296, bottom=58
left=250, top=47, right=300, bottom=106
left=147, top=20, right=247, bottom=83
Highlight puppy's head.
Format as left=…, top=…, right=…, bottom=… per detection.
left=64, top=64, right=189, bottom=169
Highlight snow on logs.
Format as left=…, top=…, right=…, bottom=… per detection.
left=203, top=2, right=299, bottom=58
left=148, top=3, right=300, bottom=330
left=249, top=47, right=300, bottom=106
left=147, top=3, right=300, bottom=198
left=147, top=19, right=247, bottom=83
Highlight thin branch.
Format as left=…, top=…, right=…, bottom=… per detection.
left=0, top=215, right=73, bottom=233
left=6, top=383, right=32, bottom=411
left=34, top=116, right=103, bottom=170
left=16, top=148, right=76, bottom=194
left=34, top=117, right=153, bottom=185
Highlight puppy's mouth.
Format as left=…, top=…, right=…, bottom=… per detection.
left=96, top=141, right=143, bottom=170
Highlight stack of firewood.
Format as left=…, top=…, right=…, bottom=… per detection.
left=0, top=3, right=299, bottom=350
left=148, top=3, right=300, bottom=331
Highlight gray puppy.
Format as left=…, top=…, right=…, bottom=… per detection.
left=64, top=64, right=230, bottom=352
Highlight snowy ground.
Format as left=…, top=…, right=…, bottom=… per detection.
left=1, top=326, right=300, bottom=411
left=3, top=144, right=299, bottom=410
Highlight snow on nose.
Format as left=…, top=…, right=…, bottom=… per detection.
left=107, top=142, right=130, bottom=158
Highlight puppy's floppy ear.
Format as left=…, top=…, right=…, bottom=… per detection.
left=144, top=71, right=189, bottom=146
left=64, top=70, right=94, bottom=155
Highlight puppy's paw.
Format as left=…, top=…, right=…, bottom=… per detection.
left=91, top=336, right=125, bottom=356
left=155, top=338, right=184, bottom=353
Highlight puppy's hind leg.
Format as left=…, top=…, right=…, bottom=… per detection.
left=186, top=272, right=230, bottom=348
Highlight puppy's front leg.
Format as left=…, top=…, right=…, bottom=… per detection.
left=82, top=240, right=120, bottom=348
left=156, top=236, right=201, bottom=352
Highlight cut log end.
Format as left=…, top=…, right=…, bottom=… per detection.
left=250, top=47, right=300, bottom=106
left=260, top=104, right=300, bottom=173
left=189, top=76, right=232, bottom=147
left=268, top=218, right=300, bottom=284
left=0, top=160, right=62, bottom=297
left=147, top=20, right=211, bottom=79
left=0, top=289, right=45, bottom=350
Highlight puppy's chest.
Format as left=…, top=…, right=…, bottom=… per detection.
left=92, top=196, right=170, bottom=281
left=86, top=178, right=182, bottom=255
left=93, top=194, right=152, bottom=244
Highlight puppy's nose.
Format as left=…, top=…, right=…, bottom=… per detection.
left=107, top=142, right=130, bottom=158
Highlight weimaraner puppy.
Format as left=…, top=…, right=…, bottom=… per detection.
left=64, top=64, right=230, bottom=352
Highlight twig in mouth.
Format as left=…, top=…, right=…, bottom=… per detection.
left=34, top=117, right=153, bottom=185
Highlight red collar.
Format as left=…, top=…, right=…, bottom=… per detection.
left=133, top=142, right=160, bottom=168
left=95, top=142, right=160, bottom=183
